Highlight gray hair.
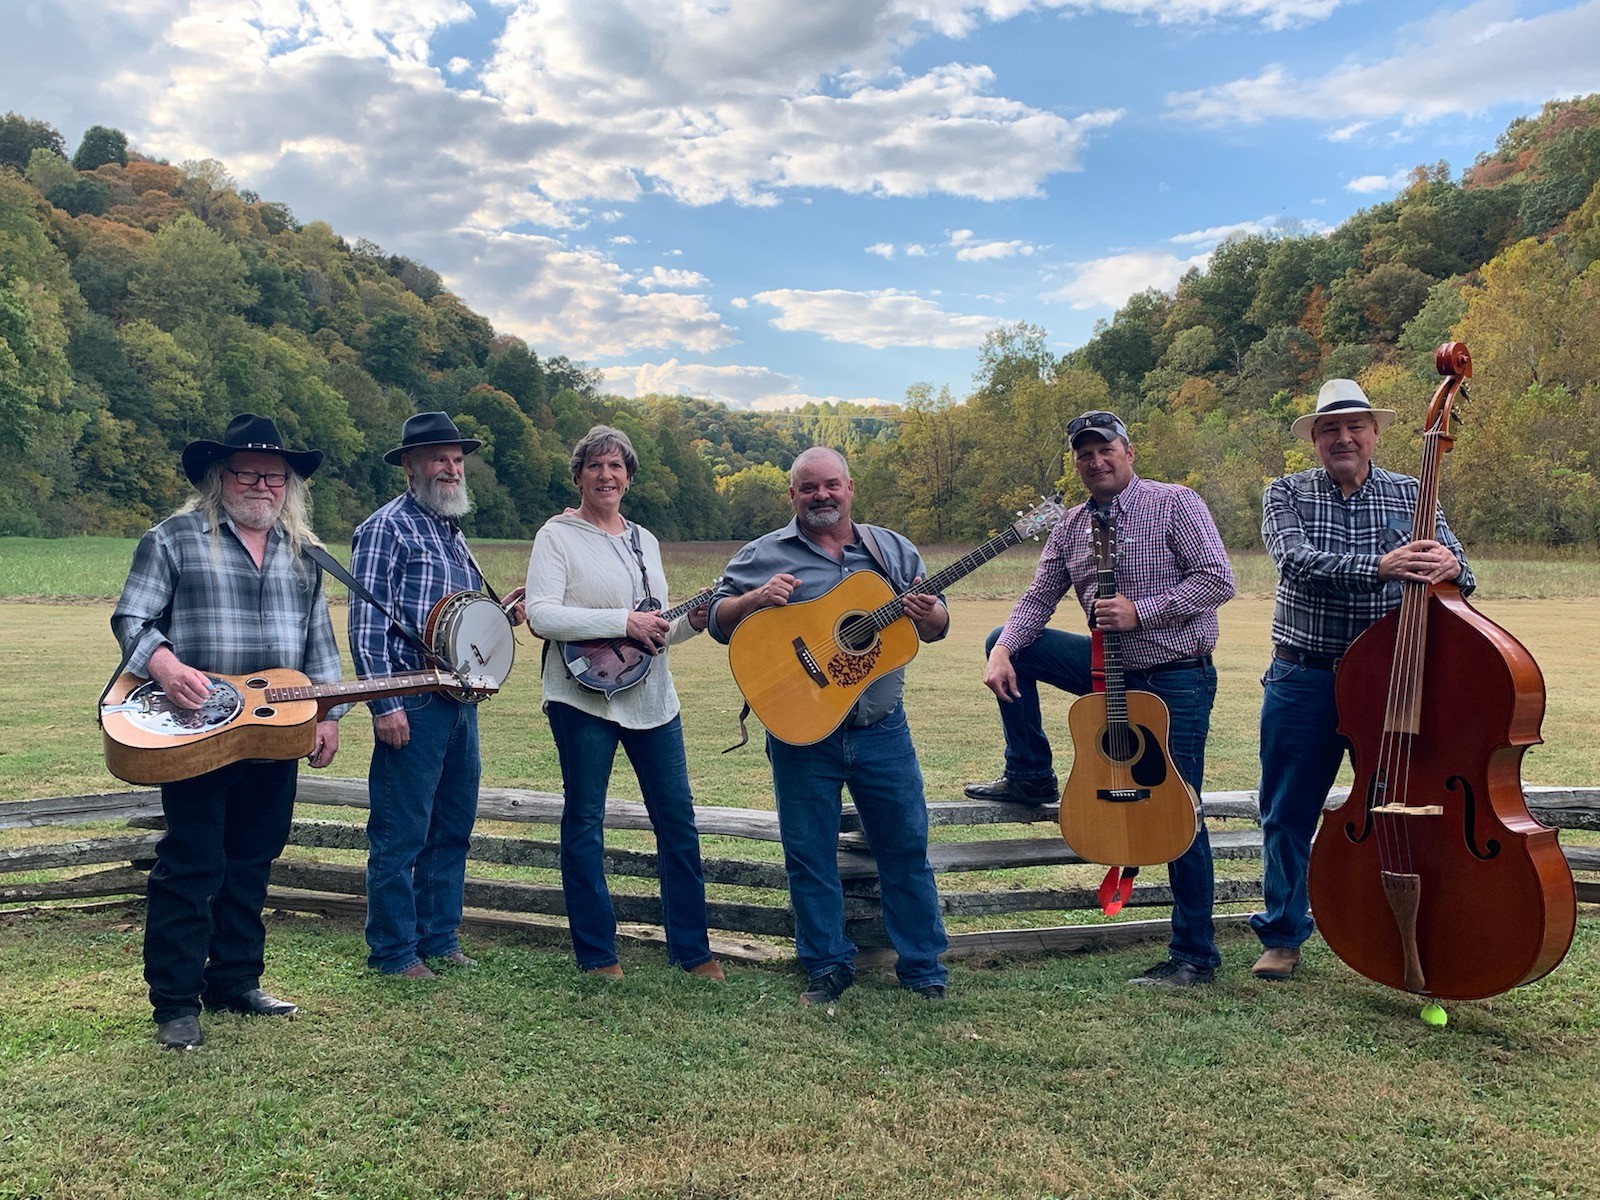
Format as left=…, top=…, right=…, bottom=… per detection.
left=178, top=460, right=322, bottom=580
left=789, top=446, right=850, bottom=486
left=570, top=425, right=639, bottom=482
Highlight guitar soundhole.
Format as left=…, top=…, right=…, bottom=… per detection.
left=836, top=612, right=876, bottom=653
left=245, top=676, right=269, bottom=689
left=253, top=706, right=275, bottom=718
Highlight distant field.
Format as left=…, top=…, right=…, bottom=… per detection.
left=4, top=534, right=1600, bottom=602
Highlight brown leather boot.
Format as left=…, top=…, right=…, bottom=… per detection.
left=585, top=963, right=624, bottom=979
left=1252, top=946, right=1301, bottom=980
left=688, top=959, right=726, bottom=982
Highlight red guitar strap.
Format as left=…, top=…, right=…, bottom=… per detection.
left=1090, top=626, right=1106, bottom=694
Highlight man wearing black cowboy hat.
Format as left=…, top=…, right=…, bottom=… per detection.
left=112, top=413, right=346, bottom=1050
left=1252, top=379, right=1474, bottom=981
left=350, top=412, right=525, bottom=979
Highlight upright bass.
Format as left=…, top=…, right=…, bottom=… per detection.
left=1307, top=342, right=1575, bottom=1001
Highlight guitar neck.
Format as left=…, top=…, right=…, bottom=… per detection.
left=857, top=526, right=1025, bottom=634
left=1096, top=565, right=1129, bottom=723
left=265, top=670, right=464, bottom=717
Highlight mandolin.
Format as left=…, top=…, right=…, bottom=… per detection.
left=727, top=497, right=1064, bottom=745
left=561, top=589, right=715, bottom=697
left=101, top=667, right=497, bottom=784
left=1058, top=507, right=1200, bottom=867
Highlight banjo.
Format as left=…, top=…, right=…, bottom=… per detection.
left=424, top=590, right=519, bottom=702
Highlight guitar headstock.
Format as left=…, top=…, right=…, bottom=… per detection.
left=1090, top=505, right=1118, bottom=570
left=458, top=673, right=500, bottom=696
left=1012, top=495, right=1065, bottom=541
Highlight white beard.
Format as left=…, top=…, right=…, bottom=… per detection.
left=222, top=493, right=284, bottom=530
left=414, top=475, right=471, bottom=518
left=801, top=503, right=842, bottom=530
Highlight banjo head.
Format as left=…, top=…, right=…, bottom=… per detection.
left=427, top=590, right=516, bottom=701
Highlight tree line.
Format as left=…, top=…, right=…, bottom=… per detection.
left=2, top=98, right=1598, bottom=549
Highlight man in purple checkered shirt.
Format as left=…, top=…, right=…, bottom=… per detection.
left=965, top=410, right=1235, bottom=986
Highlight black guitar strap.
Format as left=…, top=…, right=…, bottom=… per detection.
left=304, top=545, right=455, bottom=675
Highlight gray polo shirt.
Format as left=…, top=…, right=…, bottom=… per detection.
left=709, top=518, right=947, bottom=726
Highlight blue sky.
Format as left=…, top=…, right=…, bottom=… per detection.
left=6, top=1, right=1600, bottom=410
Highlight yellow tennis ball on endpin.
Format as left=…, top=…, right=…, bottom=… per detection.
left=1420, top=1002, right=1448, bottom=1027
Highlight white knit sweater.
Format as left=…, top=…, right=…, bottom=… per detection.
left=524, top=512, right=699, bottom=729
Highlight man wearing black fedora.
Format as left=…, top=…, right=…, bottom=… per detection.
left=1251, top=379, right=1474, bottom=981
left=350, top=412, right=524, bottom=979
left=112, top=413, right=346, bottom=1050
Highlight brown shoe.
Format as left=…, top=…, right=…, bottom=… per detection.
left=1252, top=946, right=1301, bottom=980
left=586, top=963, right=624, bottom=979
left=432, top=950, right=477, bottom=969
left=395, top=962, right=437, bottom=980
left=688, top=959, right=726, bottom=982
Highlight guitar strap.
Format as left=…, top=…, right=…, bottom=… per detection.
left=304, top=545, right=456, bottom=676
left=723, top=522, right=898, bottom=754
left=452, top=524, right=505, bottom=608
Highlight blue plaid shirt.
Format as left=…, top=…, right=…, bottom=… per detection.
left=349, top=491, right=485, bottom=716
left=1264, top=463, right=1475, bottom=657
left=111, top=509, right=343, bottom=696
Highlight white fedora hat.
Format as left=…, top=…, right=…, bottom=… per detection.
left=1290, top=379, right=1398, bottom=441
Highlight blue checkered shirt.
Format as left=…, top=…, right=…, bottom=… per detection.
left=349, top=491, right=485, bottom=716
left=1264, top=463, right=1475, bottom=657
left=998, top=475, right=1235, bottom=670
left=111, top=510, right=343, bottom=701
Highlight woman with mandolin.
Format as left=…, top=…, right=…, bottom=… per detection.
left=1251, top=376, right=1475, bottom=984
left=525, top=426, right=723, bottom=982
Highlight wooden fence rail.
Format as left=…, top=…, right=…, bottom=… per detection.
left=3, top=782, right=1597, bottom=962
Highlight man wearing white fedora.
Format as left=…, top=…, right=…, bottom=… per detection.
left=1250, top=379, right=1474, bottom=981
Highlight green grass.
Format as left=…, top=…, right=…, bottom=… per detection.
left=2, top=540, right=1599, bottom=1199
left=1, top=908, right=1596, bottom=1200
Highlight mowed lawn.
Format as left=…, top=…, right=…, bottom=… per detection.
left=1, top=538, right=1598, bottom=1200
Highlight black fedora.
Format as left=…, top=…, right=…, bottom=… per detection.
left=181, top=413, right=323, bottom=486
left=384, top=411, right=483, bottom=466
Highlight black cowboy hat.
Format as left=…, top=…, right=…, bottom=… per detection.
left=181, top=413, right=323, bottom=486
left=383, top=411, right=483, bottom=466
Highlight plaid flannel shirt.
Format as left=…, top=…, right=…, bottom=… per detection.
left=997, top=475, right=1235, bottom=670
left=111, top=510, right=343, bottom=699
left=1263, top=463, right=1474, bottom=657
left=349, top=491, right=485, bottom=717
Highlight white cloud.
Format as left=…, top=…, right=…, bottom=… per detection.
left=635, top=265, right=709, bottom=290
left=1168, top=0, right=1600, bottom=126
left=1168, top=219, right=1273, bottom=246
left=1346, top=170, right=1409, bottom=194
left=751, top=288, right=1002, bottom=349
left=609, top=234, right=636, bottom=245
left=905, top=244, right=931, bottom=257
left=445, top=56, right=472, bottom=75
left=407, top=229, right=734, bottom=358
left=1045, top=249, right=1212, bottom=309
left=866, top=242, right=897, bottom=258
left=598, top=359, right=877, bottom=410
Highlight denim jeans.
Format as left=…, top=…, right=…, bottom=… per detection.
left=765, top=704, right=948, bottom=989
left=365, top=691, right=480, bottom=972
left=983, top=625, right=1220, bottom=968
left=145, top=759, right=297, bottom=1022
left=546, top=704, right=712, bottom=972
left=1252, top=657, right=1349, bottom=949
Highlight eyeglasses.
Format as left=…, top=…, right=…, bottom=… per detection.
left=1068, top=411, right=1125, bottom=440
left=226, top=469, right=289, bottom=488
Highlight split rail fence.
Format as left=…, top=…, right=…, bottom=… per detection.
left=3, top=781, right=1597, bottom=963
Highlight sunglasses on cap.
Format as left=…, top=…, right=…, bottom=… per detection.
left=1068, top=411, right=1127, bottom=442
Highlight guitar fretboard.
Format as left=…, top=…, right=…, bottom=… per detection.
left=264, top=671, right=452, bottom=703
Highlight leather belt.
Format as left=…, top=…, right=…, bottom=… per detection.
left=1133, top=654, right=1213, bottom=675
left=1274, top=644, right=1341, bottom=671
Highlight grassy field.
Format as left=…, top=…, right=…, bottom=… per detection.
left=2, top=538, right=1598, bottom=1200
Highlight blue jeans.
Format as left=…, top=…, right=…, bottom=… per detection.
left=765, top=705, right=948, bottom=989
left=1252, top=657, right=1349, bottom=949
left=984, top=626, right=1220, bottom=968
left=546, top=704, right=712, bottom=972
left=365, top=692, right=480, bottom=972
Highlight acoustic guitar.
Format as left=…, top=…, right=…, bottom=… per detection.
left=561, top=589, right=715, bottom=697
left=1057, top=508, right=1200, bottom=867
left=727, top=497, right=1064, bottom=745
left=101, top=667, right=498, bottom=785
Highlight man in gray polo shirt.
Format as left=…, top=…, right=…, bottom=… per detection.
left=709, top=447, right=950, bottom=1006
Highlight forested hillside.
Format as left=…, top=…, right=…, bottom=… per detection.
left=3, top=99, right=1599, bottom=547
